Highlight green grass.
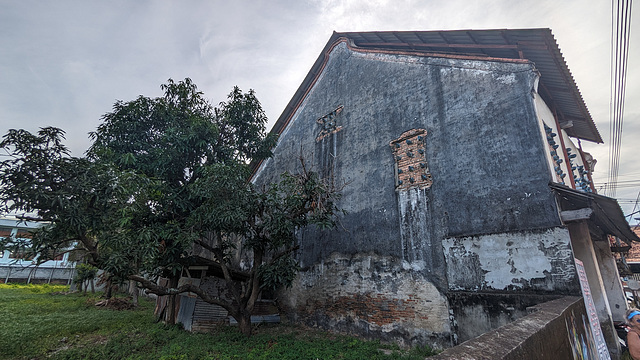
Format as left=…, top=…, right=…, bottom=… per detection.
left=0, top=284, right=438, bottom=360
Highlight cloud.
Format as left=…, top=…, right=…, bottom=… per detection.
left=0, top=0, right=637, bottom=219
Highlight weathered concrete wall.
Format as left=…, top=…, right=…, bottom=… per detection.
left=447, top=292, right=562, bottom=343
left=254, top=42, right=573, bottom=346
left=443, top=227, right=578, bottom=292
left=281, top=252, right=452, bottom=347
left=443, top=227, right=580, bottom=341
left=432, top=297, right=588, bottom=360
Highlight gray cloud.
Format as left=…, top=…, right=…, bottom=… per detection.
left=1, top=0, right=638, bottom=219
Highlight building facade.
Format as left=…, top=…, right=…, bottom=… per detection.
left=250, top=29, right=638, bottom=353
left=0, top=217, right=75, bottom=284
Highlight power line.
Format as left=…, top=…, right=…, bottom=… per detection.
left=627, top=190, right=640, bottom=218
left=595, top=179, right=640, bottom=191
left=607, top=0, right=633, bottom=197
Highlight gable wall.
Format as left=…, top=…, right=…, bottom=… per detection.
left=253, top=42, right=578, bottom=347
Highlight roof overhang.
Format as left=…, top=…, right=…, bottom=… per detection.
left=550, top=183, right=639, bottom=245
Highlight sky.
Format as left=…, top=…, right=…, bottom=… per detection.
left=1, top=0, right=639, bottom=224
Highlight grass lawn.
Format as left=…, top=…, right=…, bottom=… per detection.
left=0, top=284, right=438, bottom=360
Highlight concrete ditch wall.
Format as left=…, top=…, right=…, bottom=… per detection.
left=431, top=297, right=592, bottom=360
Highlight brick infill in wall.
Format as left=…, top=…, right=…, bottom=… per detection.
left=390, top=129, right=433, bottom=191
left=304, top=293, right=425, bottom=326
left=315, top=105, right=344, bottom=142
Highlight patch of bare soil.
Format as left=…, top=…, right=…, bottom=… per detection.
left=94, top=297, right=136, bottom=310
left=49, top=290, right=78, bottom=296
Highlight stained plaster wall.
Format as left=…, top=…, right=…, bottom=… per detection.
left=444, top=227, right=577, bottom=292
left=443, top=227, right=579, bottom=341
left=253, top=42, right=577, bottom=346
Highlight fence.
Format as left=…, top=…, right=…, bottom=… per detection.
left=0, top=264, right=75, bottom=284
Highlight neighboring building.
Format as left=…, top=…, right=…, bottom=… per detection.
left=0, top=216, right=75, bottom=284
left=621, top=226, right=640, bottom=283
left=249, top=28, right=639, bottom=355
left=627, top=226, right=640, bottom=265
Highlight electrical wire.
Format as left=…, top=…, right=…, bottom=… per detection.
left=596, top=179, right=640, bottom=191
left=607, top=0, right=634, bottom=197
left=627, top=190, right=640, bottom=218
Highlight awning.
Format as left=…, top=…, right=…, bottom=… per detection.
left=550, top=183, right=639, bottom=245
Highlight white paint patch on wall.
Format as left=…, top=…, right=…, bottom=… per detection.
left=443, top=227, right=575, bottom=291
left=477, top=234, right=551, bottom=289
left=496, top=73, right=517, bottom=84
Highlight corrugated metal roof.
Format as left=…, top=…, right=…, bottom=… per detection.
left=551, top=183, right=639, bottom=244
left=269, top=28, right=602, bottom=145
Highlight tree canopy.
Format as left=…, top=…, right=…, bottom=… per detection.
left=0, top=79, right=342, bottom=336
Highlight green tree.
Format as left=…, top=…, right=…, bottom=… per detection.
left=74, top=263, right=98, bottom=294
left=0, top=79, right=342, bottom=336
left=0, top=127, right=133, bottom=268
left=132, top=158, right=342, bottom=335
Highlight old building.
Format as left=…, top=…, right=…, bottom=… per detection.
left=250, top=28, right=639, bottom=354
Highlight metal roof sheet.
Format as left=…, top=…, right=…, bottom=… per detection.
left=551, top=183, right=639, bottom=244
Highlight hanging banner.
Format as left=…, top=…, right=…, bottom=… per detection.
left=574, top=258, right=611, bottom=359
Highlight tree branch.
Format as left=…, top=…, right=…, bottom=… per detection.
left=193, top=234, right=243, bottom=305
left=267, top=245, right=300, bottom=267
left=193, top=238, right=251, bottom=279
left=32, top=248, right=77, bottom=266
left=128, top=274, right=236, bottom=314
left=244, top=248, right=262, bottom=311
left=14, top=214, right=51, bottom=223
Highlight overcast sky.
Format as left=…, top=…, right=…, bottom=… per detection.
left=1, top=0, right=639, bottom=223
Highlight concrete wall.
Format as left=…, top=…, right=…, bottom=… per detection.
left=431, top=297, right=591, bottom=360
left=443, top=227, right=577, bottom=293
left=282, top=252, right=452, bottom=347
left=254, top=42, right=577, bottom=346
left=443, top=227, right=580, bottom=342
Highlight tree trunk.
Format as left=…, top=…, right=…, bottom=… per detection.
left=83, top=280, right=88, bottom=295
left=90, top=279, right=95, bottom=293
left=129, top=280, right=139, bottom=307
left=165, top=276, right=179, bottom=325
left=105, top=278, right=113, bottom=299
left=237, top=312, right=253, bottom=337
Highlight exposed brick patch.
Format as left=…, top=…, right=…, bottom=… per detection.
left=390, top=129, right=433, bottom=190
left=304, top=293, right=426, bottom=326
left=316, top=105, right=344, bottom=142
